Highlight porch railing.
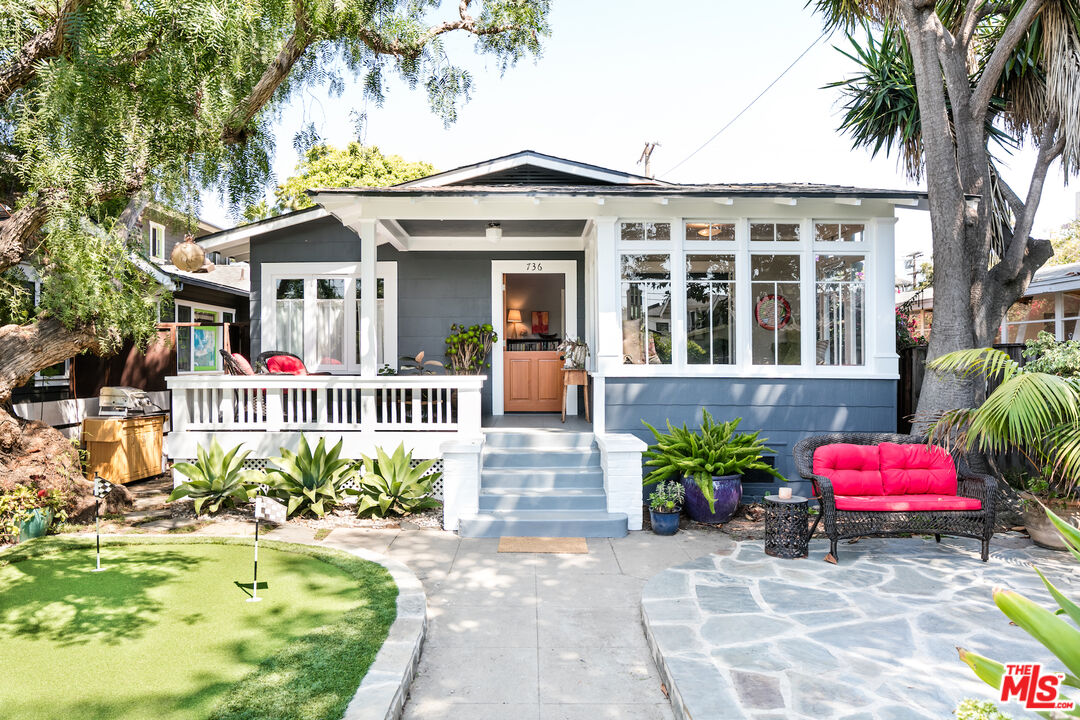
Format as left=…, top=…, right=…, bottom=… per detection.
left=166, top=375, right=485, bottom=436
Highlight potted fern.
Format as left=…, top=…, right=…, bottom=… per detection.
left=643, top=411, right=784, bottom=524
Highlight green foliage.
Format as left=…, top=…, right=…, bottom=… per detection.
left=267, top=435, right=353, bottom=517
left=168, top=438, right=262, bottom=515
left=351, top=443, right=441, bottom=518
left=252, top=144, right=435, bottom=217
left=398, top=350, right=443, bottom=375
left=648, top=481, right=685, bottom=512
left=952, top=699, right=1013, bottom=720
left=958, top=505, right=1080, bottom=714
left=928, top=342, right=1080, bottom=497
left=0, top=483, right=68, bottom=543
left=896, top=305, right=927, bottom=349
left=1051, top=220, right=1080, bottom=266
left=444, top=323, right=498, bottom=374
left=0, top=267, right=34, bottom=326
left=1023, top=331, right=1080, bottom=378
left=643, top=411, right=785, bottom=513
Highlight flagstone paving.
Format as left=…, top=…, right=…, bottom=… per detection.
left=642, top=534, right=1078, bottom=720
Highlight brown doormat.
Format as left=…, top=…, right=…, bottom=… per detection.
left=497, top=536, right=588, bottom=554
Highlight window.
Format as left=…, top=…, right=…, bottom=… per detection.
left=686, top=254, right=735, bottom=364
left=751, top=255, right=801, bottom=365
left=1065, top=291, right=1080, bottom=341
left=275, top=278, right=305, bottom=357
left=621, top=254, right=671, bottom=364
left=814, top=223, right=865, bottom=243
left=816, top=255, right=865, bottom=365
left=620, top=222, right=670, bottom=242
left=355, top=278, right=387, bottom=366
left=192, top=309, right=219, bottom=371
left=316, top=278, right=345, bottom=366
left=685, top=223, right=735, bottom=242
left=149, top=222, right=165, bottom=259
left=176, top=305, right=192, bottom=372
left=750, top=222, right=800, bottom=242
left=1002, top=294, right=1056, bottom=343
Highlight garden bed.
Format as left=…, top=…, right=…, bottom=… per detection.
left=0, top=536, right=397, bottom=720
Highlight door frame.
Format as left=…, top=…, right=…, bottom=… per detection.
left=491, top=259, right=578, bottom=416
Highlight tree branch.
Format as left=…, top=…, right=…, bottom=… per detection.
left=0, top=317, right=101, bottom=404
left=999, top=117, right=1065, bottom=276
left=971, top=0, right=1046, bottom=120
left=0, top=0, right=91, bottom=103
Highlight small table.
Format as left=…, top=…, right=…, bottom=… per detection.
left=764, top=495, right=809, bottom=559
left=561, top=368, right=590, bottom=423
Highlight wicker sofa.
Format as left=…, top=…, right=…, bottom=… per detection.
left=793, top=433, right=998, bottom=561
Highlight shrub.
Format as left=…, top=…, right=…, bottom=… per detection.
left=168, top=438, right=262, bottom=515
left=643, top=411, right=785, bottom=513
left=0, top=483, right=68, bottom=543
left=1022, top=331, right=1080, bottom=377
left=267, top=435, right=353, bottom=517
left=444, top=323, right=498, bottom=374
left=352, top=443, right=441, bottom=518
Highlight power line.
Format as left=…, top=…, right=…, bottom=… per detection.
left=662, top=28, right=833, bottom=178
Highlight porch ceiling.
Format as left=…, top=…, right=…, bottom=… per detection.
left=397, top=219, right=587, bottom=237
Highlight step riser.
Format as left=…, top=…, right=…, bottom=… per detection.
left=483, top=433, right=596, bottom=451
left=481, top=472, right=604, bottom=490
left=458, top=516, right=628, bottom=538
left=482, top=451, right=601, bottom=469
left=478, top=495, right=608, bottom=512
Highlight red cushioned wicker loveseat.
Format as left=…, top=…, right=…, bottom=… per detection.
left=793, top=433, right=998, bottom=562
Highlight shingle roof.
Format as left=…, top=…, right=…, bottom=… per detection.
left=311, top=182, right=927, bottom=199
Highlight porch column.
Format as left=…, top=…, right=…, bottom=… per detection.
left=358, top=219, right=378, bottom=377
left=594, top=217, right=620, bottom=434
left=871, top=217, right=899, bottom=377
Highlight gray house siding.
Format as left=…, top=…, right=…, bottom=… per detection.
left=605, top=377, right=897, bottom=497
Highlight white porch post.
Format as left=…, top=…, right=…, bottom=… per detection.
left=871, top=217, right=900, bottom=377
left=358, top=219, right=378, bottom=378
left=594, top=217, right=620, bottom=434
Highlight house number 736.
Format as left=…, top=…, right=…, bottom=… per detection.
left=525, top=262, right=543, bottom=271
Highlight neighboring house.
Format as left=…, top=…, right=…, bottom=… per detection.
left=895, top=285, right=933, bottom=339
left=172, top=150, right=926, bottom=536
left=997, top=260, right=1080, bottom=343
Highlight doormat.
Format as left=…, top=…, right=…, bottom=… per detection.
left=497, top=536, right=588, bottom=554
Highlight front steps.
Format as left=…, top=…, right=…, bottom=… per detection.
left=456, top=429, right=629, bottom=538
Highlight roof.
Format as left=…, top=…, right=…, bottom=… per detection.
left=393, top=149, right=668, bottom=188
left=1028, top=260, right=1080, bottom=294
left=161, top=262, right=250, bottom=297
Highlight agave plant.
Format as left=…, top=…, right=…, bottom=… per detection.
left=642, top=411, right=784, bottom=513
left=353, top=443, right=441, bottom=518
left=959, top=506, right=1080, bottom=713
left=266, top=435, right=353, bottom=517
left=926, top=340, right=1080, bottom=498
left=168, top=438, right=262, bottom=515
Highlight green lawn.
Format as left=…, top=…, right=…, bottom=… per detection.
left=0, top=537, right=397, bottom=720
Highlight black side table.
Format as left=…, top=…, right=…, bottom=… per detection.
left=764, top=495, right=809, bottom=559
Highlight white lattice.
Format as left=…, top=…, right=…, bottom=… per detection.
left=212, top=456, right=446, bottom=499
left=413, top=457, right=444, bottom=500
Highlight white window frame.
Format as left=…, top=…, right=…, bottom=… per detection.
left=260, top=261, right=397, bottom=374
left=1000, top=290, right=1077, bottom=343
left=608, top=216, right=890, bottom=379
left=149, top=221, right=166, bottom=260
left=173, top=299, right=236, bottom=374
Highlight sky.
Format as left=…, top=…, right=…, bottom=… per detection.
left=201, top=0, right=1080, bottom=277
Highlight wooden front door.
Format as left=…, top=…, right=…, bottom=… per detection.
left=504, top=351, right=563, bottom=412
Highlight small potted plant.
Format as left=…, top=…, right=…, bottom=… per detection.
left=648, top=481, right=684, bottom=535
left=0, top=484, right=69, bottom=543
left=643, top=411, right=784, bottom=524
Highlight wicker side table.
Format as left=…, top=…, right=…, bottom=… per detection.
left=764, top=495, right=809, bottom=559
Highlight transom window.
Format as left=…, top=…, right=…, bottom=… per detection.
left=750, top=222, right=800, bottom=242
left=685, top=222, right=735, bottom=242
left=620, top=222, right=670, bottom=243
left=814, top=223, right=866, bottom=243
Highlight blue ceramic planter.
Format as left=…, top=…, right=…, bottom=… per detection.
left=18, top=508, right=53, bottom=543
left=650, top=509, right=681, bottom=535
left=683, top=474, right=741, bottom=524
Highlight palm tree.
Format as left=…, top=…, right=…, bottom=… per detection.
left=809, top=0, right=1080, bottom=434
left=926, top=347, right=1080, bottom=497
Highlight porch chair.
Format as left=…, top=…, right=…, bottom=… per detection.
left=219, top=349, right=255, bottom=376
left=793, top=433, right=998, bottom=562
left=253, top=350, right=319, bottom=375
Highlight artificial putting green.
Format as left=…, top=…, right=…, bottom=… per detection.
left=0, top=537, right=397, bottom=720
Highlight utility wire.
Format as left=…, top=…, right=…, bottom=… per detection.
left=662, top=29, right=833, bottom=178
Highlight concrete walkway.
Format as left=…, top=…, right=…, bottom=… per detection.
left=642, top=534, right=1077, bottom=720
left=260, top=524, right=732, bottom=719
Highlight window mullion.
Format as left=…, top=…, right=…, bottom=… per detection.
left=672, top=219, right=687, bottom=370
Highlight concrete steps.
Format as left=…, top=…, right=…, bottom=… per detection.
left=458, top=428, right=628, bottom=538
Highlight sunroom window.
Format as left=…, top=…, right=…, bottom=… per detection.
left=620, top=222, right=671, bottom=242
left=685, top=223, right=735, bottom=242
left=750, top=222, right=800, bottom=242
left=1066, top=291, right=1080, bottom=341
left=816, top=255, right=865, bottom=365
left=686, top=255, right=735, bottom=364
left=751, top=255, right=801, bottom=365
left=814, top=223, right=865, bottom=243
left=621, top=254, right=671, bottom=364
left=275, top=279, right=305, bottom=357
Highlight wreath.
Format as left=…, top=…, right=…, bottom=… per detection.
left=755, top=294, right=792, bottom=331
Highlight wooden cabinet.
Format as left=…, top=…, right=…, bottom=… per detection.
left=504, top=351, right=563, bottom=412
left=83, top=415, right=165, bottom=484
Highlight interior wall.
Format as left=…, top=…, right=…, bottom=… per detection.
left=504, top=273, right=565, bottom=339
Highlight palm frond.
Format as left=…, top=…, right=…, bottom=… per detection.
left=927, top=346, right=1021, bottom=381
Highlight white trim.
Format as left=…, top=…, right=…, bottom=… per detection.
left=149, top=221, right=166, bottom=260
left=260, top=260, right=398, bottom=373
left=198, top=208, right=329, bottom=256
left=491, top=259, right=578, bottom=416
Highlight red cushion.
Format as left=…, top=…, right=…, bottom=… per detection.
left=231, top=353, right=255, bottom=375
left=834, top=494, right=981, bottom=512
left=813, top=444, right=883, bottom=496
left=266, top=355, right=307, bottom=375
left=879, top=442, right=957, bottom=495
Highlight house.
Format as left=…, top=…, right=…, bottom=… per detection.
left=169, top=150, right=927, bottom=537
left=997, top=260, right=1080, bottom=343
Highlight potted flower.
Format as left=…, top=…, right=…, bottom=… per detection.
left=928, top=333, right=1080, bottom=550
left=643, top=411, right=785, bottom=524
left=648, top=481, right=684, bottom=535
left=0, top=484, right=69, bottom=544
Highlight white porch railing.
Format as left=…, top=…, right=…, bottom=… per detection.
left=165, top=375, right=485, bottom=463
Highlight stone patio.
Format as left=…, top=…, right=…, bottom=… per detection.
left=642, top=534, right=1077, bottom=720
